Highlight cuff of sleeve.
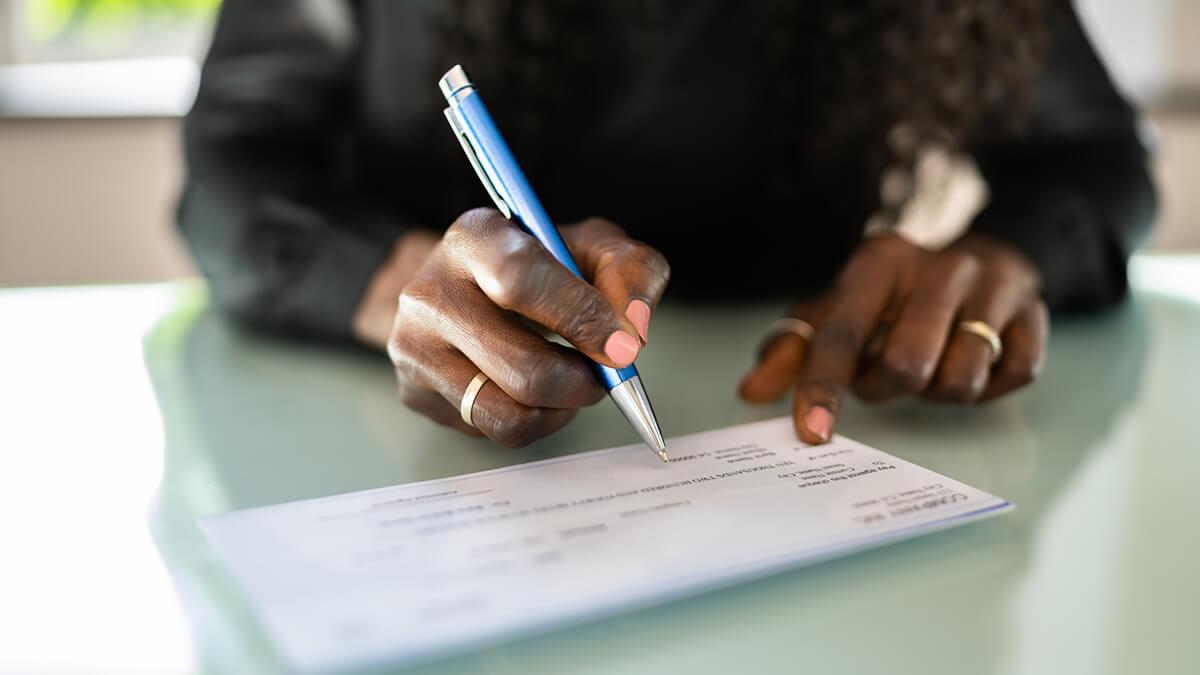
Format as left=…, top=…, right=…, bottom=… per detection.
left=286, top=224, right=398, bottom=341
left=970, top=191, right=1126, bottom=310
left=240, top=194, right=406, bottom=342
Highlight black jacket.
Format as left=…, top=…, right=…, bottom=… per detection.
left=178, top=0, right=1157, bottom=341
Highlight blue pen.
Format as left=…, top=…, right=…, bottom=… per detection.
left=439, top=64, right=668, bottom=461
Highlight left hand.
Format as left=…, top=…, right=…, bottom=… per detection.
left=738, top=232, right=1048, bottom=444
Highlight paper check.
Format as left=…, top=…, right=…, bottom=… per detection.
left=201, top=417, right=1010, bottom=672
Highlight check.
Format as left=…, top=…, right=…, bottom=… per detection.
left=201, top=417, right=1010, bottom=672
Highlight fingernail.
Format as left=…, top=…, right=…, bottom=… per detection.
left=804, top=406, right=833, bottom=442
left=604, top=331, right=641, bottom=367
left=626, top=299, right=651, bottom=342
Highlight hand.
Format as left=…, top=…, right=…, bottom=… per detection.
left=386, top=208, right=670, bottom=447
left=353, top=230, right=442, bottom=348
left=738, top=232, right=1048, bottom=444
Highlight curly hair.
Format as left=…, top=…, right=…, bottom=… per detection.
left=430, top=0, right=1051, bottom=225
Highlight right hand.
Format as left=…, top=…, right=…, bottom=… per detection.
left=387, top=208, right=670, bottom=447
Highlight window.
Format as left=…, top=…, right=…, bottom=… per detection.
left=2, top=0, right=218, bottom=65
left=0, top=0, right=218, bottom=116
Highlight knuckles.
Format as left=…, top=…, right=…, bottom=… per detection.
left=485, top=236, right=549, bottom=310
left=397, top=385, right=430, bottom=412
left=538, top=358, right=603, bottom=407
left=506, top=356, right=570, bottom=408
left=566, top=306, right=616, bottom=350
left=386, top=336, right=409, bottom=374
left=879, top=348, right=936, bottom=393
left=511, top=351, right=604, bottom=408
left=575, top=217, right=627, bottom=240
left=575, top=219, right=670, bottom=290
left=815, top=319, right=866, bottom=356
left=1000, top=354, right=1040, bottom=387
left=939, top=250, right=982, bottom=282
left=386, top=335, right=422, bottom=386
left=395, top=282, right=433, bottom=321
left=628, top=245, right=672, bottom=286
left=394, top=278, right=449, bottom=338
left=389, top=283, right=457, bottom=384
left=442, top=208, right=514, bottom=265
left=857, top=233, right=915, bottom=263
left=937, top=372, right=986, bottom=403
left=488, top=408, right=552, bottom=448
left=446, top=207, right=507, bottom=240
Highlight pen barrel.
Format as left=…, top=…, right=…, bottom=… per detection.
left=452, top=90, right=637, bottom=391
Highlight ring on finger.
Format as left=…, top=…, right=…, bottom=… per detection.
left=958, top=320, right=1003, bottom=364
left=460, top=372, right=490, bottom=427
left=768, top=317, right=816, bottom=343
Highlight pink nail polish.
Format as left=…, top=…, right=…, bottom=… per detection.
left=604, top=331, right=641, bottom=367
left=804, top=406, right=833, bottom=442
left=626, top=299, right=651, bottom=342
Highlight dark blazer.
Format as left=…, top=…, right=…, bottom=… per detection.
left=178, top=0, right=1157, bottom=340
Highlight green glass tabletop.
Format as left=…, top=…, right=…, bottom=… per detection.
left=2, top=254, right=1197, bottom=674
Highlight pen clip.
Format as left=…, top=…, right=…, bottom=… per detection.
left=444, top=107, right=513, bottom=219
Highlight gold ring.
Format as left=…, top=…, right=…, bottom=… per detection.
left=958, top=320, right=1003, bottom=364
left=460, top=372, right=490, bottom=427
left=768, top=317, right=816, bottom=342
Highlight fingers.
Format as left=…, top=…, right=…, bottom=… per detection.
left=391, top=341, right=577, bottom=448
left=927, top=277, right=1026, bottom=403
left=446, top=209, right=643, bottom=368
left=979, top=301, right=1048, bottom=402
left=426, top=281, right=606, bottom=409
left=853, top=252, right=979, bottom=403
left=794, top=259, right=897, bottom=443
left=736, top=234, right=1042, bottom=439
left=738, top=332, right=809, bottom=403
left=388, top=208, right=620, bottom=443
left=737, top=303, right=825, bottom=404
left=564, top=219, right=671, bottom=343
left=397, top=384, right=483, bottom=437
left=390, top=209, right=664, bottom=445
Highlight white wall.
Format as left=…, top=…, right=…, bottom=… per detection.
left=1078, top=0, right=1175, bottom=102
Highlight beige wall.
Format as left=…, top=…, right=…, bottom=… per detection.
left=1168, top=3, right=1200, bottom=92
left=0, top=113, right=1196, bottom=288
left=0, top=117, right=193, bottom=286
left=1151, top=110, right=1200, bottom=249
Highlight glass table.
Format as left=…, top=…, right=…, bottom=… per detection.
left=2, top=254, right=1197, bottom=674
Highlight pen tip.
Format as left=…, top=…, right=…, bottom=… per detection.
left=657, top=448, right=669, bottom=463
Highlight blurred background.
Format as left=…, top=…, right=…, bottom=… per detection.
left=0, top=0, right=1196, bottom=287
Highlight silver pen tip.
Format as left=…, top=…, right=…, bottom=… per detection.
left=608, top=375, right=668, bottom=464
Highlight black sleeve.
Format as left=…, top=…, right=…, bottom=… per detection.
left=968, top=2, right=1158, bottom=311
left=177, top=0, right=404, bottom=340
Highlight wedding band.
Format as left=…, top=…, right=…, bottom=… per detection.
left=768, top=317, right=816, bottom=342
left=460, top=372, right=490, bottom=427
left=958, top=320, right=1003, bottom=364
